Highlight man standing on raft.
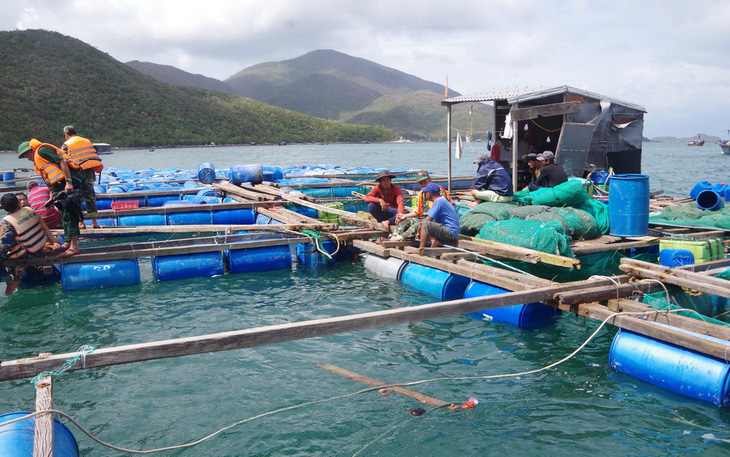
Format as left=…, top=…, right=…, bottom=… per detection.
left=61, top=125, right=103, bottom=229
left=17, top=139, right=84, bottom=258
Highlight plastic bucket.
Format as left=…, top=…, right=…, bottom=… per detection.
left=227, top=245, right=292, bottom=274
left=0, top=412, right=79, bottom=457
left=658, top=249, right=695, bottom=267
left=400, top=263, right=470, bottom=301
left=589, top=171, right=611, bottom=185
left=61, top=259, right=141, bottom=291
left=609, top=328, right=730, bottom=406
left=689, top=180, right=712, bottom=200
left=362, top=254, right=408, bottom=280
left=608, top=174, right=650, bottom=237
left=696, top=190, right=725, bottom=211
left=197, top=163, right=216, bottom=184
left=2, top=172, right=15, bottom=187
left=153, top=251, right=224, bottom=281
left=462, top=281, right=559, bottom=328
left=230, top=165, right=263, bottom=185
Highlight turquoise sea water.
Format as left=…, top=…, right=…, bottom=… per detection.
left=1, top=142, right=730, bottom=456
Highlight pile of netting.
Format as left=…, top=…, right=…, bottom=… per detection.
left=649, top=202, right=730, bottom=230
left=459, top=179, right=610, bottom=256
left=642, top=269, right=730, bottom=325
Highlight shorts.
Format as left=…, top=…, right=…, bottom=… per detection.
left=421, top=220, right=458, bottom=243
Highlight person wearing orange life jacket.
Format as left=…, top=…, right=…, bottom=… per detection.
left=61, top=125, right=102, bottom=229
left=391, top=171, right=451, bottom=241
left=18, top=139, right=84, bottom=258
left=0, top=193, right=61, bottom=294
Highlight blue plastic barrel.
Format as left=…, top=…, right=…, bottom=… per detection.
left=462, top=281, right=560, bottom=327
left=212, top=209, right=256, bottom=225
left=147, top=195, right=182, bottom=207
left=227, top=245, right=292, bottom=273
left=659, top=249, right=695, bottom=267
left=288, top=205, right=319, bottom=219
left=296, top=242, right=336, bottom=269
left=610, top=328, right=730, bottom=406
left=362, top=254, right=407, bottom=280
left=86, top=217, right=118, bottom=227
left=106, top=185, right=128, bottom=193
left=262, top=165, right=284, bottom=182
left=2, top=172, right=15, bottom=186
left=95, top=198, right=113, bottom=210
left=696, top=190, right=725, bottom=211
left=256, top=214, right=273, bottom=225
left=400, top=263, right=470, bottom=301
left=608, top=174, right=650, bottom=237
left=166, top=211, right=212, bottom=225
left=0, top=412, right=79, bottom=457
left=689, top=180, right=712, bottom=200
left=61, top=259, right=141, bottom=291
left=196, top=188, right=218, bottom=198
left=230, top=165, right=263, bottom=185
left=153, top=251, right=224, bottom=281
left=118, top=214, right=166, bottom=226
left=197, top=163, right=216, bottom=184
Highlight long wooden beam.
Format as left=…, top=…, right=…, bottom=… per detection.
left=509, top=101, right=582, bottom=122
left=619, top=259, right=730, bottom=298
left=94, top=201, right=286, bottom=218
left=281, top=195, right=385, bottom=231
left=0, top=280, right=637, bottom=382
left=66, top=223, right=335, bottom=238
left=318, top=363, right=449, bottom=408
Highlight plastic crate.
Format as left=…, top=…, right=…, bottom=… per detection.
left=659, top=237, right=724, bottom=264
left=111, top=200, right=140, bottom=210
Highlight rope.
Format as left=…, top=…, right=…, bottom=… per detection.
left=443, top=243, right=539, bottom=278
left=0, top=308, right=698, bottom=454
left=29, top=345, right=95, bottom=386
left=529, top=118, right=562, bottom=133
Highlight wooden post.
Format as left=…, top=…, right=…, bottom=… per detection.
left=447, top=104, right=452, bottom=193
left=33, top=370, right=53, bottom=457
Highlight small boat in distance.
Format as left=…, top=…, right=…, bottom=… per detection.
left=688, top=134, right=705, bottom=146
left=717, top=140, right=730, bottom=155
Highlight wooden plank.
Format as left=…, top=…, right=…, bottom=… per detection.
left=380, top=241, right=418, bottom=248
left=457, top=238, right=542, bottom=264
left=619, top=258, right=730, bottom=298
left=571, top=235, right=659, bottom=255
left=214, top=182, right=277, bottom=201
left=97, top=188, right=201, bottom=199
left=440, top=252, right=478, bottom=261
left=318, top=363, right=449, bottom=408
left=509, top=101, right=582, bottom=122
left=250, top=184, right=285, bottom=197
left=608, top=299, right=730, bottom=341
left=458, top=236, right=580, bottom=269
left=0, top=279, right=642, bottom=382
left=33, top=374, right=53, bottom=457
left=281, top=195, right=385, bottom=231
left=574, top=302, right=730, bottom=360
left=63, top=223, right=336, bottom=238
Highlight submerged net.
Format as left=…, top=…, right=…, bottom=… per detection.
left=650, top=202, right=730, bottom=230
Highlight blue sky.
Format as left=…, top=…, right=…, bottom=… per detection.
left=2, top=0, right=729, bottom=138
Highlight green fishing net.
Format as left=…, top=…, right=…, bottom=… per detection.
left=649, top=202, right=730, bottom=230
left=513, top=179, right=590, bottom=207
left=476, top=219, right=574, bottom=257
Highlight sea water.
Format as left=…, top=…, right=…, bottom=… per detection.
left=1, top=142, right=730, bottom=456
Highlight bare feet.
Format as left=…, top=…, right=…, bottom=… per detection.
left=79, top=222, right=87, bottom=230
left=4, top=278, right=20, bottom=295
left=381, top=220, right=391, bottom=231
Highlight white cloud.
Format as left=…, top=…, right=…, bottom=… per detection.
left=1, top=0, right=730, bottom=137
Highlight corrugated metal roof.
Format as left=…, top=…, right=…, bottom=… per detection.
left=443, top=85, right=646, bottom=112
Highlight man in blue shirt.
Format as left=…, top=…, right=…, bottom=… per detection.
left=411, top=183, right=460, bottom=254
left=471, top=153, right=514, bottom=204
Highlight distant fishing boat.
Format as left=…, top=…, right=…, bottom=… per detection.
left=717, top=140, right=730, bottom=155
left=688, top=134, right=705, bottom=146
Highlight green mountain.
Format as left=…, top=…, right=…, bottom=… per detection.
left=224, top=50, right=491, bottom=140
left=0, top=30, right=396, bottom=150
left=126, top=60, right=235, bottom=93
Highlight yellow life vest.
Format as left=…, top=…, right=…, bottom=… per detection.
left=416, top=186, right=451, bottom=217
left=30, top=139, right=66, bottom=186
left=3, top=208, right=46, bottom=255
left=63, top=136, right=103, bottom=172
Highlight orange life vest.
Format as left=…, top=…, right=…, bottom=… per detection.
left=30, top=139, right=66, bottom=186
left=3, top=207, right=46, bottom=255
left=416, top=186, right=451, bottom=217
left=63, top=136, right=103, bottom=172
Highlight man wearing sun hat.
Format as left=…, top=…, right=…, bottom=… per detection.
left=390, top=171, right=451, bottom=241
left=364, top=169, right=405, bottom=231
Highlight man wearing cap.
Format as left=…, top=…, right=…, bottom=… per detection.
left=364, top=170, right=405, bottom=231
left=471, top=153, right=514, bottom=204
left=61, top=125, right=102, bottom=229
left=17, top=139, right=84, bottom=257
left=391, top=171, right=451, bottom=241
left=529, top=150, right=568, bottom=191
left=397, top=182, right=459, bottom=254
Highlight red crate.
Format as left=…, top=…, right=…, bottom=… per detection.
left=111, top=200, right=140, bottom=210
